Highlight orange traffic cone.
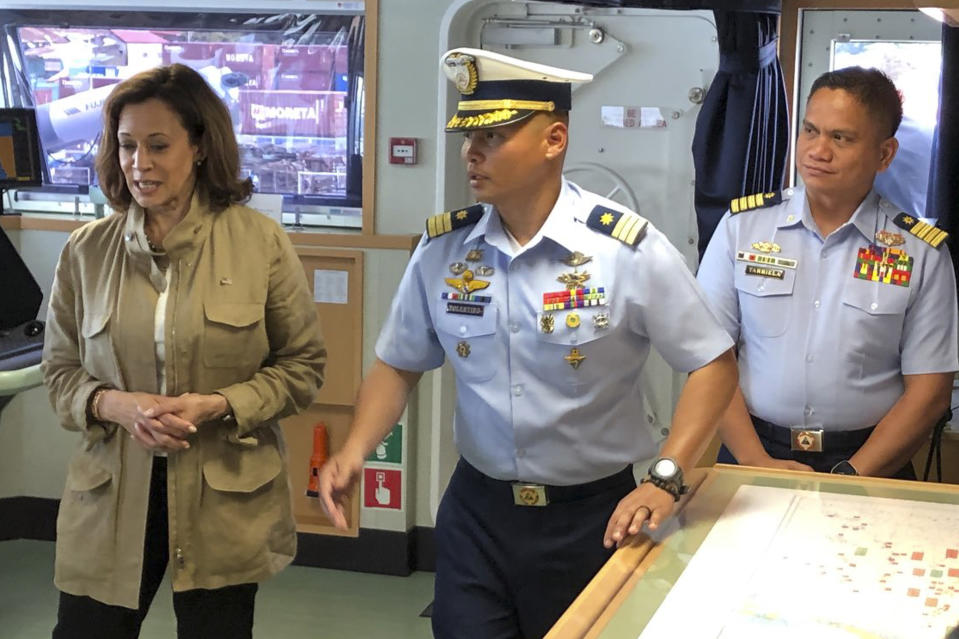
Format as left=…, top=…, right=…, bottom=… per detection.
left=305, top=423, right=328, bottom=497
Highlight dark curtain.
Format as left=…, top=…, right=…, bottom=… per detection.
left=692, top=11, right=788, bottom=260
left=929, top=24, right=959, bottom=276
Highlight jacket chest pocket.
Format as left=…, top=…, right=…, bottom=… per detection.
left=735, top=265, right=797, bottom=338
left=202, top=302, right=267, bottom=368
left=80, top=310, right=118, bottom=381
left=434, top=304, right=499, bottom=382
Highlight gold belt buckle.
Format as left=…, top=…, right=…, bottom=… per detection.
left=512, top=483, right=548, bottom=507
left=790, top=428, right=824, bottom=452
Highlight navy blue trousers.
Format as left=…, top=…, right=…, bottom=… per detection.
left=717, top=429, right=916, bottom=480
left=432, top=459, right=636, bottom=639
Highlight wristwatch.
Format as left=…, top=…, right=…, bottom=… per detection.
left=830, top=460, right=859, bottom=476
left=643, top=457, right=689, bottom=501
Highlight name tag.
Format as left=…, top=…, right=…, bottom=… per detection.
left=447, top=302, right=484, bottom=316
left=744, top=264, right=785, bottom=280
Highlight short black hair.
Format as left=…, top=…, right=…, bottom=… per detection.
left=808, top=66, right=903, bottom=139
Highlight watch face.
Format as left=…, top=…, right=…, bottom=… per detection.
left=653, top=458, right=678, bottom=478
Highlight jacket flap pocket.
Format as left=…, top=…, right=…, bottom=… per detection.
left=434, top=303, right=498, bottom=338
left=65, top=454, right=112, bottom=491
left=81, top=311, right=111, bottom=338
left=202, top=444, right=282, bottom=493
left=203, top=302, right=265, bottom=328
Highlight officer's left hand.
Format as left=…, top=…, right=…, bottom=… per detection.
left=603, top=482, right=676, bottom=549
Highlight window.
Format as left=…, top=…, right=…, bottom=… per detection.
left=0, top=7, right=365, bottom=228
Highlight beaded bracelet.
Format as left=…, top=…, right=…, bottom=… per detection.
left=90, top=387, right=109, bottom=422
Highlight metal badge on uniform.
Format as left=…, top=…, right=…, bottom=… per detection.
left=456, top=341, right=471, bottom=358
left=445, top=269, right=491, bottom=294
left=790, top=428, right=824, bottom=452
left=854, top=244, right=912, bottom=287
left=566, top=312, right=581, bottom=329
left=563, top=251, right=593, bottom=267
left=558, top=270, right=591, bottom=290
left=540, top=313, right=555, bottom=334
left=476, top=265, right=495, bottom=276
left=565, top=347, right=585, bottom=369
left=736, top=250, right=798, bottom=270
left=512, top=484, right=548, bottom=507
left=449, top=262, right=467, bottom=275
left=751, top=241, right=781, bottom=254
left=744, top=264, right=785, bottom=280
left=875, top=229, right=905, bottom=247
left=465, top=249, right=484, bottom=262
left=593, top=312, right=609, bottom=329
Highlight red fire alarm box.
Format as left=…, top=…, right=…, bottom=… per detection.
left=389, top=137, right=417, bottom=165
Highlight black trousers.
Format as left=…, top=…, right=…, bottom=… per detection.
left=52, top=457, right=258, bottom=639
left=717, top=419, right=916, bottom=480
left=432, top=459, right=636, bottom=639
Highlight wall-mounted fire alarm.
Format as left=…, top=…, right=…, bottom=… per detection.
left=389, top=137, right=417, bottom=165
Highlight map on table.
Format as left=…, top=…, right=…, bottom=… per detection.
left=638, top=485, right=959, bottom=639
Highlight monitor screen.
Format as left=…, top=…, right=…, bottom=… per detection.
left=0, top=108, right=43, bottom=189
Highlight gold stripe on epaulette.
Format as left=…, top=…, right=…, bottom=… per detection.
left=427, top=212, right=451, bottom=238
left=747, top=194, right=757, bottom=209
left=611, top=214, right=631, bottom=241
left=618, top=216, right=641, bottom=244
left=624, top=217, right=645, bottom=245
left=441, top=212, right=452, bottom=235
left=930, top=228, right=948, bottom=248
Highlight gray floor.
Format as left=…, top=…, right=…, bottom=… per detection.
left=0, top=540, right=434, bottom=638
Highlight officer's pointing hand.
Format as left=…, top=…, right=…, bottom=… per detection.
left=603, top=483, right=676, bottom=549
left=317, top=448, right=364, bottom=530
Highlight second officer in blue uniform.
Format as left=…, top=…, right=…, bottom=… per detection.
left=318, top=48, right=737, bottom=638
left=698, top=67, right=959, bottom=478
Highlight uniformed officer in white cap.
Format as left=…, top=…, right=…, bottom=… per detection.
left=319, top=48, right=738, bottom=638
left=698, top=66, right=959, bottom=478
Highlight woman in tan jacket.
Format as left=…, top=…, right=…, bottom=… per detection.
left=41, top=64, right=326, bottom=639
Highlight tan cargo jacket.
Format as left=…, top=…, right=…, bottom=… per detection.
left=42, top=195, right=326, bottom=608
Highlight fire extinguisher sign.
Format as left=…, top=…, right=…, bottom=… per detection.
left=363, top=468, right=402, bottom=510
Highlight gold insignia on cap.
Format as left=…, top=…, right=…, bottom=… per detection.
left=445, top=53, right=478, bottom=95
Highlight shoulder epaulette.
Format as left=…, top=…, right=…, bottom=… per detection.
left=730, top=191, right=785, bottom=215
left=425, top=204, right=484, bottom=240
left=585, top=205, right=648, bottom=247
left=893, top=212, right=948, bottom=248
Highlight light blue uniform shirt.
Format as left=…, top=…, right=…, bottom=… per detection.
left=697, top=185, right=959, bottom=432
left=376, top=180, right=733, bottom=485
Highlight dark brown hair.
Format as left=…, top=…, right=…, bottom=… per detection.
left=95, top=63, right=252, bottom=212
left=809, top=66, right=903, bottom=139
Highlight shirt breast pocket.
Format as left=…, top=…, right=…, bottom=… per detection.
left=434, top=304, right=499, bottom=382
left=841, top=279, right=909, bottom=355
left=734, top=265, right=797, bottom=338
left=535, top=309, right=611, bottom=385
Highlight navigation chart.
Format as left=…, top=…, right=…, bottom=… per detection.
left=638, top=485, right=959, bottom=639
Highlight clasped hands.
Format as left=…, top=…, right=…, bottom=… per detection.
left=99, top=390, right=229, bottom=452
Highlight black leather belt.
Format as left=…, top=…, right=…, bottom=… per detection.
left=457, top=458, right=634, bottom=507
left=751, top=416, right=875, bottom=453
